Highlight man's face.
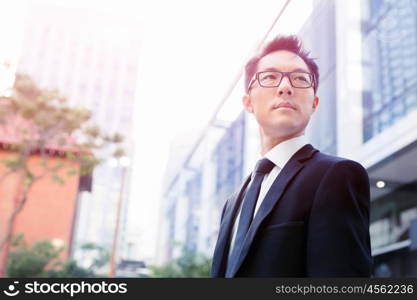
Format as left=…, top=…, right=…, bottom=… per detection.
left=243, top=50, right=319, bottom=139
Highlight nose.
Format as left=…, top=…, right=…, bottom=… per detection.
left=277, top=75, right=293, bottom=96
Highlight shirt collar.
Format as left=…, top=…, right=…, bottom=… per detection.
left=264, top=135, right=308, bottom=169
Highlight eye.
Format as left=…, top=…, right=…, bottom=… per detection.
left=293, top=75, right=308, bottom=82
left=261, top=74, right=278, bottom=80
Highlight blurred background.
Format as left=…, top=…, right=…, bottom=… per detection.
left=0, top=0, right=416, bottom=278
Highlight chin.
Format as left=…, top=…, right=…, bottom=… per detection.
left=272, top=120, right=299, bottom=132
left=263, top=125, right=299, bottom=138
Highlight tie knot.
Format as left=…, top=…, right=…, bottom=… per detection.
left=254, top=158, right=275, bottom=174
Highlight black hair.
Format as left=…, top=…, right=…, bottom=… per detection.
left=244, top=35, right=319, bottom=94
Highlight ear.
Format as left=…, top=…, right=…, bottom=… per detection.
left=242, top=94, right=254, bottom=113
left=312, top=96, right=319, bottom=111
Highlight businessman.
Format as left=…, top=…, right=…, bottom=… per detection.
left=211, top=35, right=372, bottom=277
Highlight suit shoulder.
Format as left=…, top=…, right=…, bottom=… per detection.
left=312, top=152, right=367, bottom=175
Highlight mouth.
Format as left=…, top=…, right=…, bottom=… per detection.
left=272, top=101, right=296, bottom=110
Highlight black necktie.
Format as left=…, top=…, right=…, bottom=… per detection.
left=226, top=158, right=275, bottom=277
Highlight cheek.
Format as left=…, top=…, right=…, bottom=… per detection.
left=252, top=99, right=269, bottom=115
left=296, top=94, right=316, bottom=113
left=297, top=106, right=315, bottom=126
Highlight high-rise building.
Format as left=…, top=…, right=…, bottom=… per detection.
left=0, top=1, right=24, bottom=96
left=17, top=1, right=141, bottom=273
left=360, top=0, right=417, bottom=277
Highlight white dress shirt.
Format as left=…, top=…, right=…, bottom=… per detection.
left=228, top=135, right=308, bottom=260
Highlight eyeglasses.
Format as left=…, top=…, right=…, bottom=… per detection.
left=248, top=71, right=314, bottom=91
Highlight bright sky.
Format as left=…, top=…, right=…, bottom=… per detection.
left=1, top=0, right=313, bottom=262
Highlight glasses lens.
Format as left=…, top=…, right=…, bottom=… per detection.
left=289, top=72, right=312, bottom=88
left=258, top=71, right=282, bottom=87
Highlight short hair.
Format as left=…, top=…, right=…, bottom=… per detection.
left=244, top=35, right=319, bottom=94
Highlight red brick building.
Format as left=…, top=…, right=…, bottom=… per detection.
left=0, top=140, right=91, bottom=276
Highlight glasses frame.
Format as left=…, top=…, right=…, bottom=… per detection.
left=248, top=70, right=315, bottom=91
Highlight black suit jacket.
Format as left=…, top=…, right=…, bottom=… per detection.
left=211, top=144, right=372, bottom=277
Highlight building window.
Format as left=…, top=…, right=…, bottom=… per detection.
left=362, top=0, right=417, bottom=141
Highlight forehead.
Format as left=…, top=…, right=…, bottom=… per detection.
left=257, top=50, right=309, bottom=72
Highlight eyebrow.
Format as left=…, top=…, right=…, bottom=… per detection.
left=260, top=67, right=310, bottom=73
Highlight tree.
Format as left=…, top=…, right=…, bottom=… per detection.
left=46, top=260, right=94, bottom=278
left=149, top=245, right=212, bottom=278
left=6, top=234, right=105, bottom=278
left=0, top=73, right=124, bottom=272
left=46, top=242, right=110, bottom=278
left=6, top=233, right=62, bottom=277
left=77, top=242, right=110, bottom=275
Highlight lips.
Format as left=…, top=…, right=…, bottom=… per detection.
left=273, top=101, right=296, bottom=110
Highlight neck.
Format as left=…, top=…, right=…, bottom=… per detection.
left=259, top=129, right=303, bottom=156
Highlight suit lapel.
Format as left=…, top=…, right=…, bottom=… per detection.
left=211, top=174, right=251, bottom=276
left=229, top=144, right=318, bottom=277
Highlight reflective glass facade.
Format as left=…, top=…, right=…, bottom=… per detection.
left=184, top=171, right=202, bottom=252
left=213, top=112, right=245, bottom=206
left=362, top=0, right=417, bottom=141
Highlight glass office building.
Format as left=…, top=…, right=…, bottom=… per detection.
left=213, top=113, right=245, bottom=207
left=362, top=0, right=417, bottom=277
left=362, top=0, right=417, bottom=141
